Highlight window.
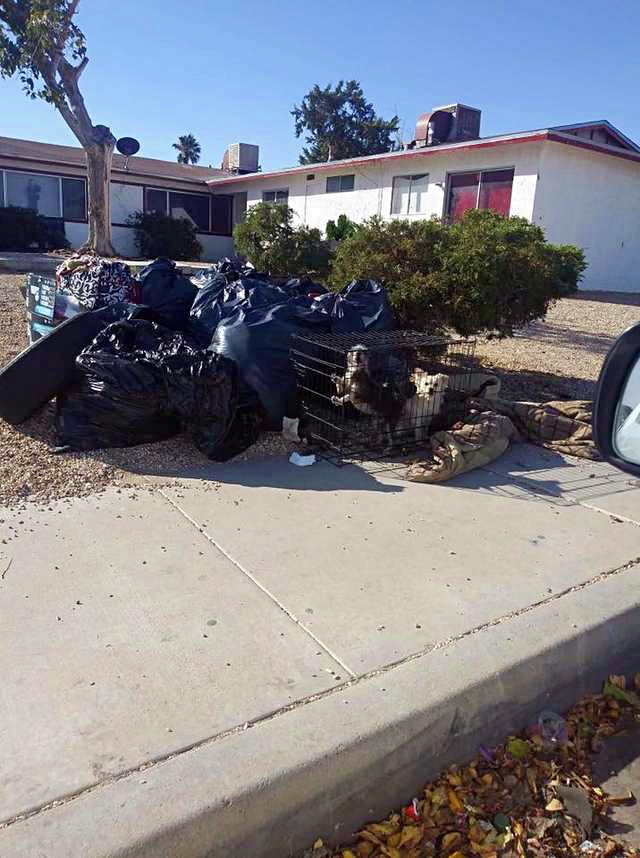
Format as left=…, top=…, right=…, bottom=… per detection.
left=262, top=189, right=288, bottom=204
left=61, top=178, right=86, bottom=220
left=446, top=168, right=514, bottom=222
left=326, top=174, right=355, bottom=193
left=145, top=188, right=167, bottom=216
left=5, top=171, right=61, bottom=217
left=211, top=195, right=233, bottom=236
left=144, top=188, right=217, bottom=233
left=391, top=174, right=428, bottom=215
left=169, top=192, right=210, bottom=232
left=1, top=169, right=87, bottom=220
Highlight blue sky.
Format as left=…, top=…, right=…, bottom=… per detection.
left=3, top=0, right=640, bottom=171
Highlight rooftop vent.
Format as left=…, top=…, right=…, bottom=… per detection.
left=222, top=143, right=259, bottom=174
left=414, top=104, right=481, bottom=148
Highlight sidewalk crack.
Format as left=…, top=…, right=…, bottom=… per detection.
left=158, top=488, right=356, bottom=678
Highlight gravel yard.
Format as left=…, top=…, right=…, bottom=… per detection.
left=1, top=272, right=639, bottom=508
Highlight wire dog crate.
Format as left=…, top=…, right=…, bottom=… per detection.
left=291, top=330, right=477, bottom=463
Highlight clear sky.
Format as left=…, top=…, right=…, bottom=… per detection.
left=2, top=0, right=640, bottom=171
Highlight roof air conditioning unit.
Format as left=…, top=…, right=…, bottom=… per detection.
left=223, top=143, right=259, bottom=174
left=415, top=104, right=482, bottom=147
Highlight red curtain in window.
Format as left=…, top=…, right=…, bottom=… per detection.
left=447, top=173, right=479, bottom=222
left=478, top=169, right=514, bottom=216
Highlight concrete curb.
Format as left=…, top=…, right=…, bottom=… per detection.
left=2, top=564, right=640, bottom=858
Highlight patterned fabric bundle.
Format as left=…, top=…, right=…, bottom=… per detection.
left=57, top=256, right=136, bottom=310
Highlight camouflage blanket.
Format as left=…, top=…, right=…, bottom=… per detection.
left=491, top=398, right=599, bottom=460
left=406, top=397, right=598, bottom=483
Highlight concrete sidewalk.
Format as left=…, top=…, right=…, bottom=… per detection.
left=1, top=445, right=640, bottom=857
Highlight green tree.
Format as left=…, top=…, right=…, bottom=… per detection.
left=292, top=80, right=399, bottom=165
left=0, top=0, right=117, bottom=255
left=233, top=202, right=331, bottom=278
left=172, top=133, right=201, bottom=165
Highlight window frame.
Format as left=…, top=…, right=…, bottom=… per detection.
left=142, top=185, right=233, bottom=236
left=326, top=174, right=355, bottom=193
left=261, top=188, right=289, bottom=204
left=443, top=167, right=515, bottom=222
left=0, top=167, right=88, bottom=223
left=390, top=173, right=429, bottom=216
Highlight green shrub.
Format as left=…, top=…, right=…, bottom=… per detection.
left=329, top=216, right=451, bottom=329
left=546, top=243, right=587, bottom=296
left=330, top=209, right=585, bottom=336
left=233, top=202, right=331, bottom=278
left=127, top=211, right=202, bottom=260
left=0, top=206, right=68, bottom=251
left=326, top=214, right=359, bottom=243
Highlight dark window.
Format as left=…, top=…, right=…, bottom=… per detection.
left=169, top=191, right=210, bottom=232
left=262, top=189, right=289, bottom=204
left=62, top=177, right=86, bottom=220
left=211, top=195, right=233, bottom=236
left=446, top=169, right=514, bottom=221
left=326, top=174, right=355, bottom=193
left=477, top=169, right=514, bottom=216
left=145, top=188, right=168, bottom=216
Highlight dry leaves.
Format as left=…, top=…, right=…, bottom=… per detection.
left=308, top=674, right=640, bottom=858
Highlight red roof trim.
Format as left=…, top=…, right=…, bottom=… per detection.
left=206, top=132, right=551, bottom=186
left=547, top=131, right=640, bottom=165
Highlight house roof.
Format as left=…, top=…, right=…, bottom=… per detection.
left=0, top=136, right=229, bottom=185
left=205, top=120, right=640, bottom=187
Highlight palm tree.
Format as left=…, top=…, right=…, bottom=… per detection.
left=172, top=134, right=202, bottom=165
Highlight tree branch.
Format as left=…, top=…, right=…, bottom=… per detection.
left=50, top=0, right=82, bottom=76
left=59, top=57, right=93, bottom=136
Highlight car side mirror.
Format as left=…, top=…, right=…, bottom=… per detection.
left=593, top=321, right=640, bottom=476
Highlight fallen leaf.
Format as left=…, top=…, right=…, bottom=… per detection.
left=399, top=826, right=422, bottom=847
left=545, top=798, right=564, bottom=812
left=507, top=738, right=531, bottom=760
left=442, top=831, right=463, bottom=850
left=494, top=813, right=510, bottom=833
left=604, top=790, right=635, bottom=806
left=313, top=839, right=324, bottom=850
left=448, top=789, right=464, bottom=813
left=603, top=681, right=640, bottom=708
left=342, top=851, right=357, bottom=858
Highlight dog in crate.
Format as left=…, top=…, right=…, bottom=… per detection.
left=330, top=344, right=417, bottom=448
left=396, top=370, right=449, bottom=442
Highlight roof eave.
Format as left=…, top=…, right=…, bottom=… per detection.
left=206, top=130, right=553, bottom=187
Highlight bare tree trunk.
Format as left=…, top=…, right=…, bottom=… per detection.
left=83, top=134, right=116, bottom=256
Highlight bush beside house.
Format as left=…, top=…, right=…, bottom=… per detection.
left=0, top=206, right=69, bottom=252
left=330, top=210, right=586, bottom=336
left=233, top=203, right=586, bottom=337
left=233, top=202, right=331, bottom=278
left=128, top=211, right=202, bottom=261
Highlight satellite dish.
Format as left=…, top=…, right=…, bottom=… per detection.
left=116, top=137, right=140, bottom=157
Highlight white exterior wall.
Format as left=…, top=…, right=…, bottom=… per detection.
left=217, top=142, right=542, bottom=231
left=532, top=141, right=640, bottom=292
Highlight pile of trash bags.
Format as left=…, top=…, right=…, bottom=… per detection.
left=1, top=255, right=392, bottom=460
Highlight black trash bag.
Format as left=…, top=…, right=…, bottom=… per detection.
left=0, top=302, right=154, bottom=426
left=137, top=258, right=198, bottom=331
left=313, top=279, right=393, bottom=333
left=56, top=319, right=238, bottom=455
left=199, top=277, right=393, bottom=428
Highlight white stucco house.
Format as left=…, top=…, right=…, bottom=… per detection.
left=2, top=103, right=640, bottom=291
